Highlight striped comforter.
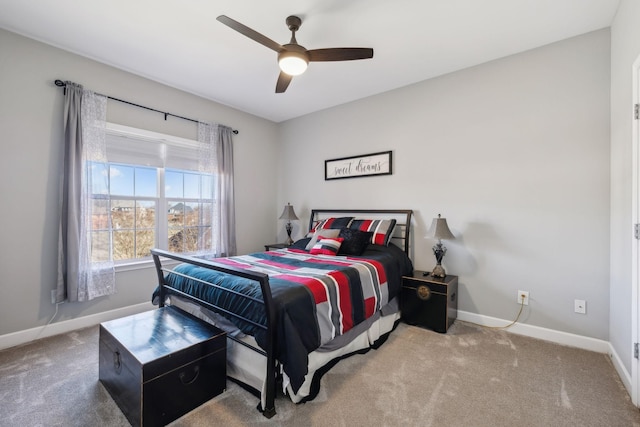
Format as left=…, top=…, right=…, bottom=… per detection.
left=161, top=245, right=409, bottom=393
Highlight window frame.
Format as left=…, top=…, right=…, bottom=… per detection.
left=99, top=123, right=213, bottom=269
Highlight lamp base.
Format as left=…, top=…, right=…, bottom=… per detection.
left=285, top=222, right=293, bottom=246
left=431, top=264, right=446, bottom=278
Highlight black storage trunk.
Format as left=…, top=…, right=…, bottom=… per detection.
left=401, top=272, right=458, bottom=333
left=99, top=306, right=226, bottom=427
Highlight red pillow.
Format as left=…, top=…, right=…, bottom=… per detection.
left=309, top=236, right=344, bottom=256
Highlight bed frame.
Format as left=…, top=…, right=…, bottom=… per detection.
left=150, top=209, right=413, bottom=418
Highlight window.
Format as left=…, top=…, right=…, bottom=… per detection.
left=165, top=169, right=213, bottom=253
left=89, top=124, right=215, bottom=263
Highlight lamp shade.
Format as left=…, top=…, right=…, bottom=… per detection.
left=279, top=203, right=299, bottom=221
left=427, top=214, right=454, bottom=240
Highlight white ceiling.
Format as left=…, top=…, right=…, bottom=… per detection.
left=0, top=0, right=620, bottom=123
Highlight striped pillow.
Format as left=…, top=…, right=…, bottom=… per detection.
left=305, top=228, right=340, bottom=251
left=306, top=217, right=354, bottom=237
left=309, top=236, right=344, bottom=256
left=349, top=219, right=397, bottom=246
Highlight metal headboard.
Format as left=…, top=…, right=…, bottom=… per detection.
left=309, top=209, right=413, bottom=255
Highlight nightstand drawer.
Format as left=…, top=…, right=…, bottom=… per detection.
left=401, top=272, right=458, bottom=333
left=403, top=276, right=449, bottom=295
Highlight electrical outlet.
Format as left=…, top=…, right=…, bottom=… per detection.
left=517, top=290, right=529, bottom=305
left=51, top=290, right=56, bottom=305
left=574, top=299, right=586, bottom=314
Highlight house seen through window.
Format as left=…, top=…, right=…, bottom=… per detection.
left=89, top=124, right=214, bottom=263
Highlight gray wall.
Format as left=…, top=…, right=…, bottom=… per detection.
left=278, top=29, right=611, bottom=340
left=0, top=29, right=279, bottom=335
left=610, top=0, right=640, bottom=378
left=0, top=25, right=618, bottom=356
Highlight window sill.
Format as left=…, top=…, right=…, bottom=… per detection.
left=114, top=258, right=181, bottom=273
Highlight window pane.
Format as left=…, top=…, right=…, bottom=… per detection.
left=113, top=230, right=135, bottom=260
left=91, top=231, right=111, bottom=262
left=184, top=173, right=200, bottom=199
left=168, top=201, right=184, bottom=227
left=90, top=162, right=109, bottom=195
left=202, top=227, right=212, bottom=249
left=136, top=230, right=155, bottom=258
left=110, top=164, right=134, bottom=196
left=91, top=199, right=111, bottom=230
left=201, top=203, right=212, bottom=226
left=166, top=170, right=183, bottom=198
left=185, top=202, right=198, bottom=226
left=135, top=167, right=157, bottom=197
left=111, top=200, right=135, bottom=229
left=168, top=227, right=183, bottom=252
left=184, top=227, right=199, bottom=252
left=136, top=201, right=156, bottom=229
left=201, top=175, right=213, bottom=199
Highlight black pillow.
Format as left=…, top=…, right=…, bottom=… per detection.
left=338, top=228, right=373, bottom=256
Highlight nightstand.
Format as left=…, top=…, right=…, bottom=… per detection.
left=264, top=243, right=289, bottom=251
left=401, top=271, right=458, bottom=333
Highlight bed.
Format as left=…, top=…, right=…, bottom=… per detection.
left=150, top=209, right=413, bottom=417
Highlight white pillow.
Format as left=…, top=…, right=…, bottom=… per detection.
left=305, top=228, right=340, bottom=250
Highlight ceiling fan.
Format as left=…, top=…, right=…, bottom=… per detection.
left=216, top=15, right=374, bottom=93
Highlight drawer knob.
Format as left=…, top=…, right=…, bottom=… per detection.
left=417, top=285, right=431, bottom=300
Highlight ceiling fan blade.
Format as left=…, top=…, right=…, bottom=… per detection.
left=275, top=72, right=293, bottom=93
left=216, top=15, right=283, bottom=52
left=308, top=48, right=374, bottom=62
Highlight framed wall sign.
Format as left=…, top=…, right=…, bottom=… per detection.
left=325, top=150, right=393, bottom=180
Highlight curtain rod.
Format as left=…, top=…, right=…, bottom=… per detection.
left=54, top=79, right=238, bottom=134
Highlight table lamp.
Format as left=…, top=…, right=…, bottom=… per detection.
left=427, top=214, right=455, bottom=278
left=279, top=203, right=299, bottom=245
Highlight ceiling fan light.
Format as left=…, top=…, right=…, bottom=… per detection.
left=278, top=53, right=308, bottom=76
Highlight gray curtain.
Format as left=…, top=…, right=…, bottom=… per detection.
left=198, top=123, right=237, bottom=257
left=56, top=82, right=115, bottom=302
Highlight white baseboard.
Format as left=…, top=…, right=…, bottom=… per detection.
left=608, top=341, right=633, bottom=398
left=0, top=302, right=154, bottom=351
left=457, top=310, right=610, bottom=353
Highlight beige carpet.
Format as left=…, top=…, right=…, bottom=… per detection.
left=0, top=320, right=638, bottom=427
